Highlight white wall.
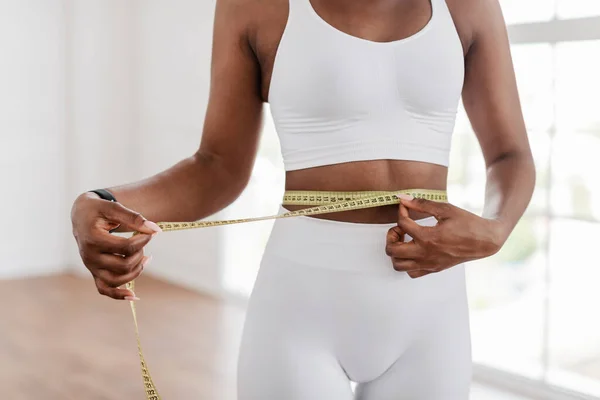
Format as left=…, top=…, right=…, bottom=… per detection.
left=0, top=0, right=144, bottom=278
left=67, top=0, right=139, bottom=192
left=0, top=0, right=68, bottom=278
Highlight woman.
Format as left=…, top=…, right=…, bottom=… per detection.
left=71, top=0, right=535, bottom=398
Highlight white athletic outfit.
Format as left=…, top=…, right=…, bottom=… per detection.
left=238, top=0, right=469, bottom=398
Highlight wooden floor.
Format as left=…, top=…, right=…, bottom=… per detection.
left=1, top=274, right=533, bottom=400
left=0, top=274, right=245, bottom=400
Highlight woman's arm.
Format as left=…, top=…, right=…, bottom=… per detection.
left=385, top=0, right=535, bottom=277
left=461, top=0, right=536, bottom=241
left=71, top=0, right=264, bottom=299
left=104, top=0, right=264, bottom=223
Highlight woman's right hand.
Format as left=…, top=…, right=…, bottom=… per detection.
left=71, top=192, right=162, bottom=300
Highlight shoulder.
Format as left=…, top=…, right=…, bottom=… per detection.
left=215, top=0, right=287, bottom=29
left=444, top=0, right=505, bottom=55
left=214, top=0, right=257, bottom=27
left=212, top=0, right=278, bottom=57
left=246, top=0, right=288, bottom=35
left=235, top=0, right=288, bottom=59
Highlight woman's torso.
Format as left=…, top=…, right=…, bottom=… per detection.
left=246, top=0, right=471, bottom=222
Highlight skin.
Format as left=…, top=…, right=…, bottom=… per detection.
left=71, top=0, right=535, bottom=299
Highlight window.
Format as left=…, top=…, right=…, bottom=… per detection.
left=557, top=1, right=600, bottom=20
left=501, top=0, right=600, bottom=24
left=462, top=4, right=600, bottom=394
left=501, top=0, right=556, bottom=24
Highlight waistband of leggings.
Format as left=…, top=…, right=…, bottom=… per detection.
left=278, top=205, right=436, bottom=240
left=262, top=206, right=437, bottom=274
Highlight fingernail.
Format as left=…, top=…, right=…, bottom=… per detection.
left=397, top=193, right=414, bottom=201
left=124, top=296, right=141, bottom=301
left=142, top=255, right=153, bottom=268
left=144, top=220, right=162, bottom=233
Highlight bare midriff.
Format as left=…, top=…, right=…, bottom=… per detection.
left=284, top=159, right=448, bottom=223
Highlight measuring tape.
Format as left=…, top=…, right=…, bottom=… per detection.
left=125, top=188, right=447, bottom=399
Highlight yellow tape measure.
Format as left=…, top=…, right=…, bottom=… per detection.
left=126, top=188, right=447, bottom=399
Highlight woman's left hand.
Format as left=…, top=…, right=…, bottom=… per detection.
left=385, top=196, right=508, bottom=279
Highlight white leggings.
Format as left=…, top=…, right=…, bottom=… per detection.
left=237, top=209, right=472, bottom=400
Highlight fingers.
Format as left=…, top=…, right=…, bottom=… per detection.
left=96, top=249, right=146, bottom=275
left=386, top=226, right=403, bottom=244
left=79, top=229, right=155, bottom=301
left=95, top=257, right=147, bottom=290
left=391, top=258, right=420, bottom=272
left=398, top=196, right=452, bottom=220
left=100, top=201, right=162, bottom=235
left=80, top=232, right=153, bottom=271
left=73, top=193, right=160, bottom=301
left=386, top=204, right=409, bottom=243
left=407, top=270, right=433, bottom=279
left=391, top=257, right=437, bottom=272
left=385, top=240, right=423, bottom=259
left=389, top=199, right=444, bottom=279
left=94, top=255, right=151, bottom=300
left=95, top=278, right=137, bottom=300
left=398, top=202, right=409, bottom=218
left=92, top=232, right=154, bottom=257
left=397, top=203, right=409, bottom=242
left=387, top=203, right=428, bottom=258
left=396, top=216, right=426, bottom=240
left=391, top=258, right=436, bottom=278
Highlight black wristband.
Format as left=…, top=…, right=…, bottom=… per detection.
left=89, top=189, right=117, bottom=202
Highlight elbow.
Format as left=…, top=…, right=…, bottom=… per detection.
left=488, top=146, right=537, bottom=187
left=490, top=146, right=533, bottom=165
left=190, top=150, right=252, bottom=215
left=520, top=148, right=536, bottom=187
left=225, top=173, right=252, bottom=202
left=513, top=147, right=536, bottom=184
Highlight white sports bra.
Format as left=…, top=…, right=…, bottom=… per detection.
left=268, top=0, right=465, bottom=171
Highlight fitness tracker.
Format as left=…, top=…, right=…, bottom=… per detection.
left=89, top=189, right=117, bottom=202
